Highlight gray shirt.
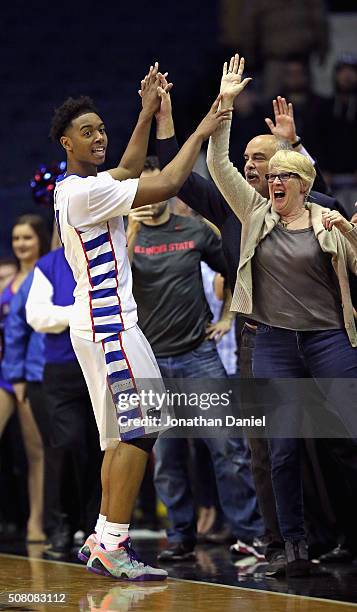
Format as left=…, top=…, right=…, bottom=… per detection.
left=251, top=225, right=344, bottom=331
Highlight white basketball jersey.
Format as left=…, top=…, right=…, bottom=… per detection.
left=54, top=171, right=139, bottom=342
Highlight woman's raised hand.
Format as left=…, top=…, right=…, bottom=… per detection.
left=220, top=53, right=252, bottom=107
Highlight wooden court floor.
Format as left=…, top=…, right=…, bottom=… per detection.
left=0, top=553, right=357, bottom=612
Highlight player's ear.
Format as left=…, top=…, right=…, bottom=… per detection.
left=60, top=135, right=73, bottom=153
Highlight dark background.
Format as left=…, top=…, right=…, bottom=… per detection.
left=0, top=0, right=355, bottom=255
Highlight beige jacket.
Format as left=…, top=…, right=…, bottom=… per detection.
left=207, top=119, right=357, bottom=347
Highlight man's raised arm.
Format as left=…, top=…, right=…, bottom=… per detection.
left=264, top=95, right=329, bottom=195
left=155, top=81, right=231, bottom=228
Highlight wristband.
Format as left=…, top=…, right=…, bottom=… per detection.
left=292, top=138, right=302, bottom=148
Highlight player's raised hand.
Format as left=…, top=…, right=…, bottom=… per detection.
left=194, top=95, right=233, bottom=140
left=220, top=54, right=252, bottom=107
left=140, top=62, right=162, bottom=116
left=265, top=96, right=298, bottom=144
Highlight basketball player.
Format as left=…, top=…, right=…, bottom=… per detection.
left=50, top=63, right=232, bottom=580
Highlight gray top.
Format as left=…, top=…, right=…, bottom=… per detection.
left=251, top=225, right=344, bottom=331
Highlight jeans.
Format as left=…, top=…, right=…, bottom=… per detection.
left=154, top=339, right=263, bottom=544
left=253, top=326, right=357, bottom=542
left=240, top=324, right=283, bottom=547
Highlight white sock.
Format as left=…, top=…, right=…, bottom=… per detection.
left=94, top=514, right=107, bottom=542
left=101, top=521, right=130, bottom=551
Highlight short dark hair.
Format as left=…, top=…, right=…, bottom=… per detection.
left=49, top=96, right=98, bottom=143
left=13, top=214, right=51, bottom=257
left=143, top=156, right=160, bottom=172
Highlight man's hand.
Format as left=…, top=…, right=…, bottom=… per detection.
left=155, top=73, right=173, bottom=122
left=13, top=381, right=27, bottom=404
left=128, top=206, right=156, bottom=228
left=220, top=53, right=252, bottom=108
left=127, top=208, right=155, bottom=262
left=265, top=96, right=298, bottom=144
left=194, top=95, right=233, bottom=140
left=206, top=318, right=232, bottom=342
left=140, top=63, right=173, bottom=118
left=155, top=81, right=175, bottom=139
left=322, top=208, right=353, bottom=234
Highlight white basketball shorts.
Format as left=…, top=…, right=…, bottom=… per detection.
left=70, top=324, right=169, bottom=450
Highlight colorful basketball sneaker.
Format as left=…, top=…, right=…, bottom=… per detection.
left=87, top=537, right=168, bottom=581
left=78, top=533, right=98, bottom=563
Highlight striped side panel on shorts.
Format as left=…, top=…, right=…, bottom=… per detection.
left=102, top=334, right=145, bottom=440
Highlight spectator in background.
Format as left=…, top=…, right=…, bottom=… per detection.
left=26, top=244, right=102, bottom=557
left=128, top=157, right=262, bottom=562
left=193, top=264, right=238, bottom=544
left=319, top=54, right=357, bottom=216
left=201, top=265, right=237, bottom=377
left=1, top=214, right=50, bottom=542
left=3, top=274, right=46, bottom=541
left=219, top=0, right=329, bottom=98
left=0, top=256, right=22, bottom=536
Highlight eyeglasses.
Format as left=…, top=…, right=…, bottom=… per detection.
left=265, top=172, right=300, bottom=183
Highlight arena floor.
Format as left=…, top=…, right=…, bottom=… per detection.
left=1, top=534, right=357, bottom=611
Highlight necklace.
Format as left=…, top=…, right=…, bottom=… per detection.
left=279, top=208, right=307, bottom=228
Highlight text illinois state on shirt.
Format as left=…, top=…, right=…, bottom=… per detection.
left=134, top=240, right=196, bottom=256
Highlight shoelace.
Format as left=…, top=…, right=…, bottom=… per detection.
left=122, top=539, right=146, bottom=567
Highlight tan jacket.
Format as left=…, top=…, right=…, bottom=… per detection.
left=207, top=119, right=357, bottom=347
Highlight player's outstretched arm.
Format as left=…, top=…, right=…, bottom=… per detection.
left=132, top=93, right=232, bottom=208
left=155, top=77, right=232, bottom=227
left=109, top=62, right=172, bottom=181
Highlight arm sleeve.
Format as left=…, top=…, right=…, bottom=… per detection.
left=207, top=119, right=266, bottom=223
left=26, top=267, right=73, bottom=334
left=200, top=223, right=228, bottom=277
left=2, top=277, right=32, bottom=382
left=342, top=226, right=357, bottom=267
left=156, top=137, right=230, bottom=229
left=68, top=172, right=139, bottom=229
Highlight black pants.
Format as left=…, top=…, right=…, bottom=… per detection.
left=27, top=381, right=51, bottom=444
left=43, top=360, right=102, bottom=535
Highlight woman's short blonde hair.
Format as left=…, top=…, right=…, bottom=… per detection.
left=268, top=150, right=316, bottom=195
